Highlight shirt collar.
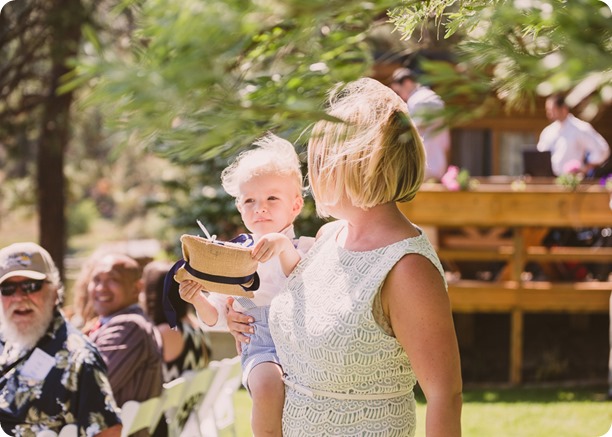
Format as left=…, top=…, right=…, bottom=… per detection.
left=100, top=303, right=141, bottom=325
left=253, top=224, right=296, bottom=242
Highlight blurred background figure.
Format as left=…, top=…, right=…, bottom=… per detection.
left=537, top=93, right=610, bottom=177
left=390, top=67, right=451, bottom=181
left=141, top=260, right=211, bottom=382
left=69, top=248, right=111, bottom=334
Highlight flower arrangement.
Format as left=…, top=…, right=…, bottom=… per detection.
left=510, top=179, right=527, bottom=192
left=555, top=160, right=584, bottom=191
left=441, top=165, right=474, bottom=191
left=600, top=174, right=612, bottom=191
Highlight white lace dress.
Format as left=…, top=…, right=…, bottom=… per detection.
left=269, top=220, right=446, bottom=436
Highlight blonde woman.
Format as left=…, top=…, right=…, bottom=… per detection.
left=229, top=78, right=462, bottom=436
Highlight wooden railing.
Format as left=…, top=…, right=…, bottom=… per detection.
left=398, top=179, right=612, bottom=384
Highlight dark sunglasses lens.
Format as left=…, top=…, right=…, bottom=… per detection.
left=22, top=281, right=44, bottom=292
left=0, top=280, right=45, bottom=296
left=0, top=284, right=17, bottom=296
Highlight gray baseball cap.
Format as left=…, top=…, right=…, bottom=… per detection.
left=0, top=242, right=56, bottom=284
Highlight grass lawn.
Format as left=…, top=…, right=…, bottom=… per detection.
left=4, top=214, right=611, bottom=435
left=233, top=385, right=612, bottom=436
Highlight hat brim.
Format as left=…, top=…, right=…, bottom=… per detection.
left=174, top=267, right=255, bottom=298
left=0, top=270, right=47, bottom=284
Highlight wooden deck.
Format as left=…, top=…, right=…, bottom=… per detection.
left=398, top=180, right=612, bottom=384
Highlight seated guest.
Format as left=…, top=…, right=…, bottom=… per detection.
left=141, top=260, right=211, bottom=382
left=70, top=248, right=110, bottom=333
left=87, top=253, right=163, bottom=407
left=0, top=242, right=121, bottom=436
left=142, top=261, right=212, bottom=432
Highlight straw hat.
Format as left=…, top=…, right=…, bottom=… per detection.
left=174, top=234, right=259, bottom=297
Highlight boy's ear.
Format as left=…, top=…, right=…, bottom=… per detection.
left=293, top=195, right=304, bottom=216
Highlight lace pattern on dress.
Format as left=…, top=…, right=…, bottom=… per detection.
left=269, top=220, right=446, bottom=436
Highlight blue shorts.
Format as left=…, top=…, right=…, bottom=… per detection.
left=240, top=305, right=281, bottom=389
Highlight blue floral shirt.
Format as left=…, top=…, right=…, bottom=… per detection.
left=0, top=308, right=121, bottom=436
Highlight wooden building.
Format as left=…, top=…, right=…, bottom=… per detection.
left=374, top=59, right=612, bottom=385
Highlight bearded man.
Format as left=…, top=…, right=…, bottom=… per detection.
left=0, top=242, right=122, bottom=436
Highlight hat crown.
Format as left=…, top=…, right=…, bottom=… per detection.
left=174, top=234, right=259, bottom=297
left=0, top=242, right=55, bottom=284
left=181, top=235, right=256, bottom=274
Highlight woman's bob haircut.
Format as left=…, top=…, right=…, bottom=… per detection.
left=308, top=77, right=425, bottom=218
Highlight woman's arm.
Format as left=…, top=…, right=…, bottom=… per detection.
left=382, top=254, right=463, bottom=437
left=157, top=323, right=185, bottom=362
left=225, top=296, right=254, bottom=353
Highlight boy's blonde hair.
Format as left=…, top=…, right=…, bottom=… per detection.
left=221, top=133, right=303, bottom=199
left=308, top=77, right=425, bottom=217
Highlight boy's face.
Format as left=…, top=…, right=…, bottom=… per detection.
left=237, top=173, right=303, bottom=236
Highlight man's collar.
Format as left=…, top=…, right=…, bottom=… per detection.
left=100, top=303, right=142, bottom=325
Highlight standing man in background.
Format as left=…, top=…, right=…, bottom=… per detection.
left=391, top=67, right=451, bottom=180
left=537, top=93, right=610, bottom=176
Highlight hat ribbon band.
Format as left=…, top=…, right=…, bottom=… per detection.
left=184, top=262, right=260, bottom=291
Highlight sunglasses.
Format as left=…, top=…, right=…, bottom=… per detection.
left=0, top=280, right=48, bottom=297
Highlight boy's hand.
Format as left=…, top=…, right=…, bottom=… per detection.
left=179, top=280, right=219, bottom=327
left=178, top=280, right=206, bottom=303
left=251, top=233, right=292, bottom=263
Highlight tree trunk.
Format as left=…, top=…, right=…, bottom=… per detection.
left=37, top=0, right=85, bottom=279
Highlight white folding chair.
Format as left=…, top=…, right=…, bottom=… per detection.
left=120, top=396, right=162, bottom=437
left=178, top=366, right=219, bottom=437
left=154, top=374, right=190, bottom=437
left=212, top=356, right=243, bottom=435
left=197, top=355, right=242, bottom=437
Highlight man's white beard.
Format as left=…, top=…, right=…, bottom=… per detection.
left=0, top=303, right=54, bottom=353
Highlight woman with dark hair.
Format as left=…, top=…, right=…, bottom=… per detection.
left=142, top=260, right=210, bottom=382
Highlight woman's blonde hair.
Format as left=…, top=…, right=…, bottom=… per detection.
left=308, top=77, right=425, bottom=217
left=221, top=133, right=303, bottom=199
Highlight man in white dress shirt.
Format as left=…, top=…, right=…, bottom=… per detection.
left=537, top=94, right=610, bottom=176
left=391, top=67, right=451, bottom=180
